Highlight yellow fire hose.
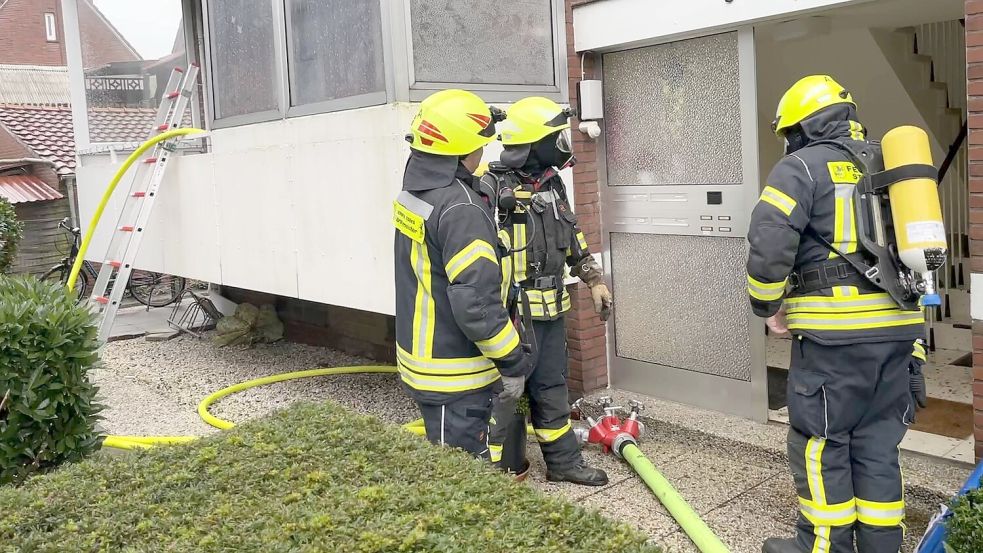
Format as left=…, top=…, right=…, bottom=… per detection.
left=102, top=365, right=424, bottom=450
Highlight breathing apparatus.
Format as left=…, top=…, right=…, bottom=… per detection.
left=809, top=129, right=946, bottom=310
left=774, top=75, right=947, bottom=309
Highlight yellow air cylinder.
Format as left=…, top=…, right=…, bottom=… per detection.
left=881, top=125, right=947, bottom=305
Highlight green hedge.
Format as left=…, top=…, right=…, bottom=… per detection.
left=0, top=275, right=102, bottom=485
left=0, top=402, right=659, bottom=553
left=947, top=484, right=983, bottom=553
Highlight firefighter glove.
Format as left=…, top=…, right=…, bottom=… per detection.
left=500, top=375, right=525, bottom=403
left=590, top=283, right=613, bottom=322
left=909, top=363, right=927, bottom=411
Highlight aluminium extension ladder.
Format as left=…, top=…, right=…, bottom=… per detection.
left=88, top=64, right=200, bottom=343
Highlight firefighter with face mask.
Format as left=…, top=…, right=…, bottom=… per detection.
left=394, top=89, right=534, bottom=458
left=747, top=76, right=928, bottom=553
left=480, top=97, right=611, bottom=486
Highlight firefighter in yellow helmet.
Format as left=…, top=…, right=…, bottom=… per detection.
left=480, top=97, right=611, bottom=486
left=747, top=76, right=926, bottom=553
left=394, top=89, right=533, bottom=457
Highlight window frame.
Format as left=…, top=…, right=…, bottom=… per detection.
left=401, top=0, right=568, bottom=103
left=44, top=12, right=58, bottom=42
left=199, top=0, right=568, bottom=129
left=202, top=0, right=286, bottom=129
left=281, top=0, right=391, bottom=118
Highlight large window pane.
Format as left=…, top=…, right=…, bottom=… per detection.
left=207, top=0, right=278, bottom=120
left=410, top=0, right=555, bottom=87
left=286, top=0, right=385, bottom=107
left=603, top=32, right=743, bottom=186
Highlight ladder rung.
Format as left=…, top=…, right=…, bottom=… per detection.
left=143, top=157, right=158, bottom=164
left=157, top=124, right=169, bottom=131
left=132, top=191, right=146, bottom=198
left=119, top=226, right=135, bottom=232
left=95, top=296, right=110, bottom=305
left=166, top=91, right=180, bottom=99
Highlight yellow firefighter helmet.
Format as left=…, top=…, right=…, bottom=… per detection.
left=406, top=89, right=501, bottom=156
left=772, top=75, right=855, bottom=136
left=498, top=96, right=572, bottom=146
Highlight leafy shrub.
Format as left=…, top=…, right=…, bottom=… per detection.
left=946, top=483, right=983, bottom=553
left=0, top=275, right=102, bottom=485
left=0, top=401, right=659, bottom=552
left=0, top=197, right=23, bottom=274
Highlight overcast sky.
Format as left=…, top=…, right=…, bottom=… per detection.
left=94, top=0, right=183, bottom=60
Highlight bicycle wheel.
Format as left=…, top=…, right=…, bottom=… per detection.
left=40, top=265, right=87, bottom=304
left=128, top=270, right=187, bottom=307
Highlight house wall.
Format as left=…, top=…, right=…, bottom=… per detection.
left=966, top=0, right=983, bottom=462
left=11, top=197, right=71, bottom=276
left=75, top=103, right=572, bottom=316
left=0, top=0, right=66, bottom=66
left=755, top=25, right=945, bottom=185
left=572, top=0, right=871, bottom=52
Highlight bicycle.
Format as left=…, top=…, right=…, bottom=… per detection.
left=41, top=217, right=187, bottom=308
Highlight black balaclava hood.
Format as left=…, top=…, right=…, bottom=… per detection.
left=502, top=131, right=572, bottom=174
left=783, top=104, right=861, bottom=154
left=402, top=150, right=474, bottom=192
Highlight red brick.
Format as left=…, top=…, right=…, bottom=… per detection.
left=972, top=162, right=983, bottom=177
left=969, top=0, right=983, bottom=16
left=970, top=81, right=983, bottom=97
left=972, top=147, right=983, bottom=163
left=974, top=381, right=983, bottom=397
left=970, top=46, right=983, bottom=64
left=971, top=224, right=983, bottom=241
left=971, top=31, right=983, bottom=48
left=971, top=193, right=983, bottom=208
left=573, top=161, right=598, bottom=177
left=969, top=14, right=983, bottom=32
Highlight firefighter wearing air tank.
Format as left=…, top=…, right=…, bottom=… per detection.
left=480, top=97, right=612, bottom=486
left=393, top=89, right=533, bottom=458
left=747, top=76, right=943, bottom=553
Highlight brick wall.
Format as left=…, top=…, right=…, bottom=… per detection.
left=221, top=287, right=396, bottom=364
left=970, top=0, right=983, bottom=462
left=564, top=0, right=609, bottom=397
left=0, top=0, right=66, bottom=67
left=0, top=0, right=140, bottom=69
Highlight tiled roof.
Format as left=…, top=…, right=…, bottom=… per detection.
left=0, top=65, right=71, bottom=105
left=0, top=173, right=64, bottom=204
left=0, top=104, right=157, bottom=176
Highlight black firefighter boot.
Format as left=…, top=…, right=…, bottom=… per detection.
left=761, top=538, right=806, bottom=553
left=546, top=462, right=609, bottom=486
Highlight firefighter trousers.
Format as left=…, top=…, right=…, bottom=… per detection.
left=489, top=317, right=581, bottom=470
left=417, top=389, right=495, bottom=459
left=787, top=337, right=912, bottom=553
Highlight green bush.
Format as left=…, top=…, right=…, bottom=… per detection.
left=0, top=197, right=23, bottom=273
left=0, top=275, right=102, bottom=485
left=946, top=484, right=983, bottom=553
left=0, top=402, right=660, bottom=553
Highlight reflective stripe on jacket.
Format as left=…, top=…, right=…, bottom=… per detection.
left=746, top=114, right=923, bottom=346
left=497, top=173, right=591, bottom=321
left=394, top=179, right=525, bottom=404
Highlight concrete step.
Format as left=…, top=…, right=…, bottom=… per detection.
left=929, top=321, right=971, bottom=351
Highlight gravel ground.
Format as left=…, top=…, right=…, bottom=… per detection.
left=93, top=334, right=416, bottom=438
left=92, top=335, right=965, bottom=552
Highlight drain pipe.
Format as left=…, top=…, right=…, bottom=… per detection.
left=583, top=398, right=731, bottom=553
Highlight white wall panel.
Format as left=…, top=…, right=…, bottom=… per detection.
left=572, top=0, right=872, bottom=51
left=76, top=103, right=575, bottom=316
